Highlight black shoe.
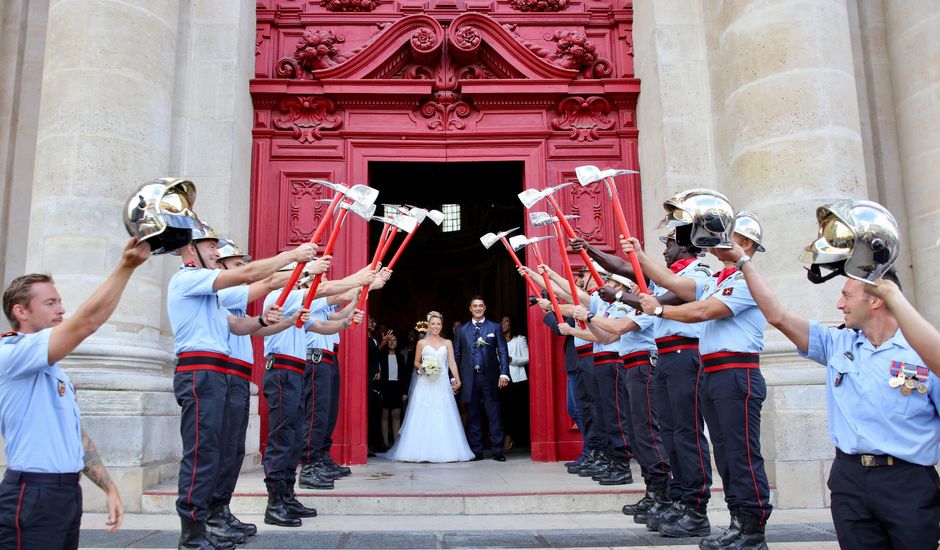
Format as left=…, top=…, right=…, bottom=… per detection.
left=658, top=502, right=711, bottom=538
left=699, top=516, right=740, bottom=550
left=565, top=454, right=589, bottom=473
left=580, top=454, right=610, bottom=478
left=313, top=461, right=343, bottom=480
left=322, top=454, right=352, bottom=477
left=646, top=501, right=681, bottom=531
left=492, top=452, right=507, bottom=462
left=284, top=491, right=318, bottom=518
left=300, top=466, right=336, bottom=489
left=264, top=492, right=302, bottom=527
left=178, top=517, right=215, bottom=550
left=712, top=518, right=767, bottom=550
left=220, top=504, right=256, bottom=537
left=205, top=504, right=250, bottom=544
left=471, top=452, right=484, bottom=461
left=622, top=491, right=655, bottom=516
left=596, top=461, right=633, bottom=485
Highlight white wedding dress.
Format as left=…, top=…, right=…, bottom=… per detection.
left=384, top=344, right=475, bottom=463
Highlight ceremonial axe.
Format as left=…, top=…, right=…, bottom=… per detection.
left=530, top=211, right=585, bottom=328
left=517, top=184, right=605, bottom=287
left=386, top=206, right=445, bottom=270
left=276, top=180, right=378, bottom=308
left=480, top=228, right=540, bottom=296
left=350, top=212, right=420, bottom=326
left=508, top=234, right=564, bottom=324
left=574, top=165, right=649, bottom=294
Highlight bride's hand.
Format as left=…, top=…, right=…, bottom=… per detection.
left=451, top=378, right=461, bottom=393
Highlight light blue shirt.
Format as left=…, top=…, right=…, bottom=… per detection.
left=617, top=307, right=657, bottom=355
left=593, top=299, right=628, bottom=354
left=574, top=292, right=603, bottom=348
left=263, top=290, right=326, bottom=360
left=218, top=285, right=253, bottom=364
left=0, top=330, right=84, bottom=473
left=654, top=260, right=711, bottom=339
left=168, top=267, right=230, bottom=355
left=800, top=322, right=940, bottom=466
left=695, top=271, right=766, bottom=355
left=305, top=301, right=334, bottom=350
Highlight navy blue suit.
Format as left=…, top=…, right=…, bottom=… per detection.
left=454, top=318, right=510, bottom=454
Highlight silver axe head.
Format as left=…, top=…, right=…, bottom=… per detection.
left=574, top=165, right=639, bottom=186
left=340, top=200, right=377, bottom=220
left=529, top=211, right=579, bottom=228
left=517, top=183, right=573, bottom=209
left=388, top=213, right=419, bottom=234
left=479, top=227, right=520, bottom=249
left=508, top=234, right=553, bottom=252
left=425, top=209, right=445, bottom=225
left=309, top=180, right=380, bottom=208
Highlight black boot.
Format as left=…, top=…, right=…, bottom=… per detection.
left=623, top=490, right=655, bottom=515
left=284, top=487, right=318, bottom=518
left=322, top=453, right=351, bottom=477
left=569, top=450, right=596, bottom=474
left=300, top=463, right=336, bottom=489
left=565, top=451, right=590, bottom=472
left=658, top=502, right=711, bottom=538
left=220, top=504, right=256, bottom=537
left=179, top=517, right=233, bottom=550
left=205, top=504, right=249, bottom=545
left=578, top=452, right=609, bottom=478
left=699, top=516, right=740, bottom=550
left=313, top=460, right=343, bottom=481
left=720, top=517, right=768, bottom=550
left=264, top=492, right=302, bottom=527
left=645, top=501, right=681, bottom=531
left=634, top=487, right=670, bottom=523
left=596, top=460, right=633, bottom=485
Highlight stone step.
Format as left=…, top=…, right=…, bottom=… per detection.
left=142, top=456, right=750, bottom=516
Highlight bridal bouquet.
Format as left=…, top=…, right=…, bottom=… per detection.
left=422, top=356, right=442, bottom=380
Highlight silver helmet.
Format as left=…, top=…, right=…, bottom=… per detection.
left=658, top=188, right=735, bottom=249
left=123, top=178, right=200, bottom=255
left=798, top=199, right=899, bottom=285
left=170, top=218, right=221, bottom=256
left=217, top=240, right=251, bottom=264
left=733, top=211, right=766, bottom=252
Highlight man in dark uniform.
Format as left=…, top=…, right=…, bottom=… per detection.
left=0, top=237, right=150, bottom=549
left=539, top=299, right=584, bottom=468
left=724, top=199, right=940, bottom=549
left=168, top=219, right=316, bottom=549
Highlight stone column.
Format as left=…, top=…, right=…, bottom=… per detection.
left=883, top=2, right=940, bottom=324
left=711, top=0, right=869, bottom=508
left=24, top=0, right=182, bottom=511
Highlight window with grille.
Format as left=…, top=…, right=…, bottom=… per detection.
left=441, top=204, right=460, bottom=232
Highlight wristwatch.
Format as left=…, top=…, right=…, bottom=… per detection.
left=614, top=290, right=624, bottom=302
left=258, top=315, right=269, bottom=327
left=653, top=305, right=664, bottom=317
left=586, top=312, right=596, bottom=324
left=735, top=254, right=751, bottom=269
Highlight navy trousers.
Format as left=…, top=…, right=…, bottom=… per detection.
left=263, top=355, right=306, bottom=494
left=211, top=365, right=251, bottom=507
left=593, top=351, right=632, bottom=461
left=622, top=352, right=669, bottom=489
left=466, top=371, right=504, bottom=454
left=321, top=346, right=342, bottom=455
left=700, top=367, right=772, bottom=524
left=0, top=475, right=82, bottom=550
left=829, top=454, right=940, bottom=549
left=300, top=350, right=336, bottom=464
left=573, top=348, right=605, bottom=452
left=174, top=367, right=228, bottom=521
left=654, top=342, right=712, bottom=507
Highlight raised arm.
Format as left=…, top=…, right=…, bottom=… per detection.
left=213, top=244, right=317, bottom=292
left=620, top=237, right=696, bottom=301
left=866, top=280, right=940, bottom=376
left=571, top=237, right=648, bottom=286
left=48, top=238, right=151, bottom=365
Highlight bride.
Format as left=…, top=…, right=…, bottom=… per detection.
left=384, top=311, right=475, bottom=462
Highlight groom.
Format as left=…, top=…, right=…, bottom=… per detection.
left=453, top=296, right=511, bottom=461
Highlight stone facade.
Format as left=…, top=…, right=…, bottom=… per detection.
left=1, top=0, right=937, bottom=511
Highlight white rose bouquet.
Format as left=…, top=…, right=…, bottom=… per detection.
left=422, top=356, right=442, bottom=380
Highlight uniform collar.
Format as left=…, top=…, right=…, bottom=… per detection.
left=1, top=331, right=18, bottom=338
left=669, top=257, right=697, bottom=274
left=857, top=327, right=910, bottom=353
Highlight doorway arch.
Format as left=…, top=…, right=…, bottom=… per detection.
left=251, top=5, right=640, bottom=464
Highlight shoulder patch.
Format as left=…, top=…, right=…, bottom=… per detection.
left=733, top=272, right=745, bottom=281
left=722, top=287, right=734, bottom=296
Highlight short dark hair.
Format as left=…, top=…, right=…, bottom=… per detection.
left=470, top=295, right=485, bottom=304
left=881, top=268, right=902, bottom=292
left=3, top=274, right=54, bottom=330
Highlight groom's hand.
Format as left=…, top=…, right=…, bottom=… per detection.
left=498, top=376, right=509, bottom=389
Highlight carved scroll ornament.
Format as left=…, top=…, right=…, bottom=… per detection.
left=320, top=0, right=380, bottom=12
left=551, top=96, right=615, bottom=142
left=509, top=0, right=567, bottom=12
left=273, top=96, right=342, bottom=142
left=277, top=30, right=346, bottom=78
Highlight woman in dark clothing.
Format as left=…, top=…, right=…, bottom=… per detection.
left=379, top=332, right=411, bottom=448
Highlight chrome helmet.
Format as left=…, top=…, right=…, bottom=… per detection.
left=123, top=178, right=200, bottom=255
left=658, top=227, right=677, bottom=245
left=733, top=211, right=766, bottom=253
left=217, top=240, right=250, bottom=264
left=798, top=199, right=899, bottom=285
left=658, top=188, right=735, bottom=248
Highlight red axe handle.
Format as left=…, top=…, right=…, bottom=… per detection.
left=553, top=222, right=586, bottom=329
left=386, top=227, right=419, bottom=270
left=544, top=195, right=605, bottom=287
left=275, top=193, right=343, bottom=307
left=297, top=207, right=350, bottom=326
left=530, top=244, right=565, bottom=325
left=378, top=227, right=398, bottom=261
left=498, top=236, right=541, bottom=296
left=350, top=224, right=395, bottom=326
left=604, top=177, right=649, bottom=295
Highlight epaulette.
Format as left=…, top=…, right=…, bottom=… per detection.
left=733, top=272, right=746, bottom=281
left=693, top=265, right=712, bottom=275
left=1, top=331, right=23, bottom=344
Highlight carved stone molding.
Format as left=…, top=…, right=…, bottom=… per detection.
left=320, top=0, right=380, bottom=12
left=569, top=184, right=605, bottom=242
left=273, top=96, right=342, bottom=142
left=288, top=179, right=332, bottom=244
left=277, top=30, right=346, bottom=78
left=508, top=0, right=568, bottom=12
left=417, top=95, right=474, bottom=131
left=551, top=96, right=615, bottom=141
left=547, top=30, right=612, bottom=78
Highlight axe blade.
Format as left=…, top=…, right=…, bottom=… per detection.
left=342, top=200, right=376, bottom=220
left=517, top=188, right=546, bottom=209
left=404, top=207, right=428, bottom=223
left=426, top=209, right=445, bottom=225
left=345, top=184, right=379, bottom=208
left=390, top=214, right=419, bottom=233
left=480, top=232, right=499, bottom=249
left=529, top=211, right=554, bottom=227
left=508, top=234, right=530, bottom=251
left=496, top=227, right=520, bottom=240
left=308, top=179, right=350, bottom=194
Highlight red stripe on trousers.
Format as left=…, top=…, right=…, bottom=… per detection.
left=15, top=482, right=25, bottom=550
left=745, top=372, right=767, bottom=525
left=187, top=371, right=199, bottom=521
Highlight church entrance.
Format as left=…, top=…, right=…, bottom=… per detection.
left=367, top=160, right=530, bottom=453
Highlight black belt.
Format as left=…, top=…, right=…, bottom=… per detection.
left=576, top=344, right=594, bottom=358
left=593, top=351, right=621, bottom=367
left=268, top=353, right=306, bottom=375
left=4, top=470, right=81, bottom=485
left=306, top=348, right=336, bottom=364
left=621, top=350, right=652, bottom=369
left=836, top=448, right=912, bottom=468
left=655, top=335, right=699, bottom=354
left=176, top=351, right=231, bottom=376
left=702, top=351, right=759, bottom=373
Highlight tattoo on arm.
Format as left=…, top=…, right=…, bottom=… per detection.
left=81, top=428, right=115, bottom=492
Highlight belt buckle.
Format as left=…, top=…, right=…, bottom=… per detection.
left=310, top=348, right=323, bottom=363
left=860, top=454, right=876, bottom=467
left=474, top=365, right=482, bottom=373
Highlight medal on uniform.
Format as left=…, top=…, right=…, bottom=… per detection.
left=57, top=380, right=66, bottom=396
left=900, top=385, right=912, bottom=396
left=888, top=376, right=901, bottom=388
left=917, top=384, right=928, bottom=394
